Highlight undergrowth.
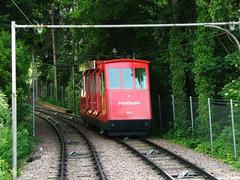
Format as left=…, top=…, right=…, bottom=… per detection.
left=164, top=128, right=240, bottom=169
left=0, top=91, right=34, bottom=178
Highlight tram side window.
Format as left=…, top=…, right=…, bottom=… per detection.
left=100, top=73, right=104, bottom=95
left=81, top=75, right=86, bottom=97
left=135, top=68, right=147, bottom=89
left=93, top=73, right=96, bottom=95
left=86, top=74, right=91, bottom=94
left=108, top=68, right=120, bottom=89
left=122, top=68, right=134, bottom=89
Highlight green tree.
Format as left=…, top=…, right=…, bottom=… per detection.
left=193, top=1, right=215, bottom=138
left=0, top=31, right=31, bottom=102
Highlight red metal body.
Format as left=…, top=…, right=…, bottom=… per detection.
left=80, top=59, right=152, bottom=135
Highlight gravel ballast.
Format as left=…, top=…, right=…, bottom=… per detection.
left=83, top=128, right=164, bottom=179
left=19, top=116, right=60, bottom=180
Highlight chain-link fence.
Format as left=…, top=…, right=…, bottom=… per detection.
left=37, top=81, right=81, bottom=114
left=158, top=95, right=240, bottom=160
left=37, top=82, right=66, bottom=107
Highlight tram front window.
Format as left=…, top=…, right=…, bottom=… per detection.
left=108, top=68, right=121, bottom=89
left=122, top=68, right=134, bottom=89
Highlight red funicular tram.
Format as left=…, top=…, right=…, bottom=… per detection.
left=80, top=59, right=152, bottom=136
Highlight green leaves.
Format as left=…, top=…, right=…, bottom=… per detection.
left=0, top=91, right=11, bottom=126
left=168, top=27, right=188, bottom=133
left=0, top=159, right=11, bottom=178
left=221, top=79, right=240, bottom=101
left=0, top=31, right=31, bottom=101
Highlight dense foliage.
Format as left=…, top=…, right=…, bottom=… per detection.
left=0, top=91, right=33, bottom=177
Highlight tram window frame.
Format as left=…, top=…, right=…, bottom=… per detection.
left=100, top=72, right=105, bottom=95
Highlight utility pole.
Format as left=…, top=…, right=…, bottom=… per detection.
left=71, top=29, right=77, bottom=115
left=51, top=4, right=57, bottom=101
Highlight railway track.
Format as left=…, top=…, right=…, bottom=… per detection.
left=116, top=137, right=218, bottom=180
left=36, top=112, right=67, bottom=180
left=37, top=107, right=218, bottom=179
left=36, top=109, right=106, bottom=180
left=37, top=107, right=82, bottom=123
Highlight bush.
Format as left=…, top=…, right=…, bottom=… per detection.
left=213, top=126, right=240, bottom=168
left=0, top=91, right=11, bottom=126
left=220, top=78, right=240, bottom=101
left=0, top=159, right=11, bottom=178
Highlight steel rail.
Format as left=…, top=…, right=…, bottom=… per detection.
left=36, top=113, right=66, bottom=180
left=116, top=138, right=218, bottom=180
left=116, top=138, right=174, bottom=180
left=36, top=106, right=82, bottom=123
left=66, top=121, right=106, bottom=180
left=142, top=139, right=218, bottom=180
left=37, top=108, right=106, bottom=180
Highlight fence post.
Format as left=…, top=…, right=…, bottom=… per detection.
left=171, top=95, right=176, bottom=124
left=41, top=81, right=43, bottom=98
left=61, top=86, right=64, bottom=107
left=50, top=83, right=53, bottom=100
left=47, top=83, right=48, bottom=98
left=208, top=98, right=214, bottom=154
left=36, top=68, right=38, bottom=99
left=40, top=80, right=42, bottom=98
left=44, top=82, right=47, bottom=98
left=158, top=95, right=162, bottom=131
left=189, top=96, right=194, bottom=136
left=230, top=99, right=237, bottom=159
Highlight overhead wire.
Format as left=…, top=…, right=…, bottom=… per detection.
left=11, top=0, right=33, bottom=25
left=11, top=0, right=52, bottom=72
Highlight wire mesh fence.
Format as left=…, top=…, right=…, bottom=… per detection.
left=37, top=82, right=66, bottom=106
left=37, top=81, right=81, bottom=114
left=158, top=95, right=240, bottom=160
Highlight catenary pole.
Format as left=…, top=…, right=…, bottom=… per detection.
left=11, top=20, right=240, bottom=180
left=11, top=21, right=17, bottom=180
